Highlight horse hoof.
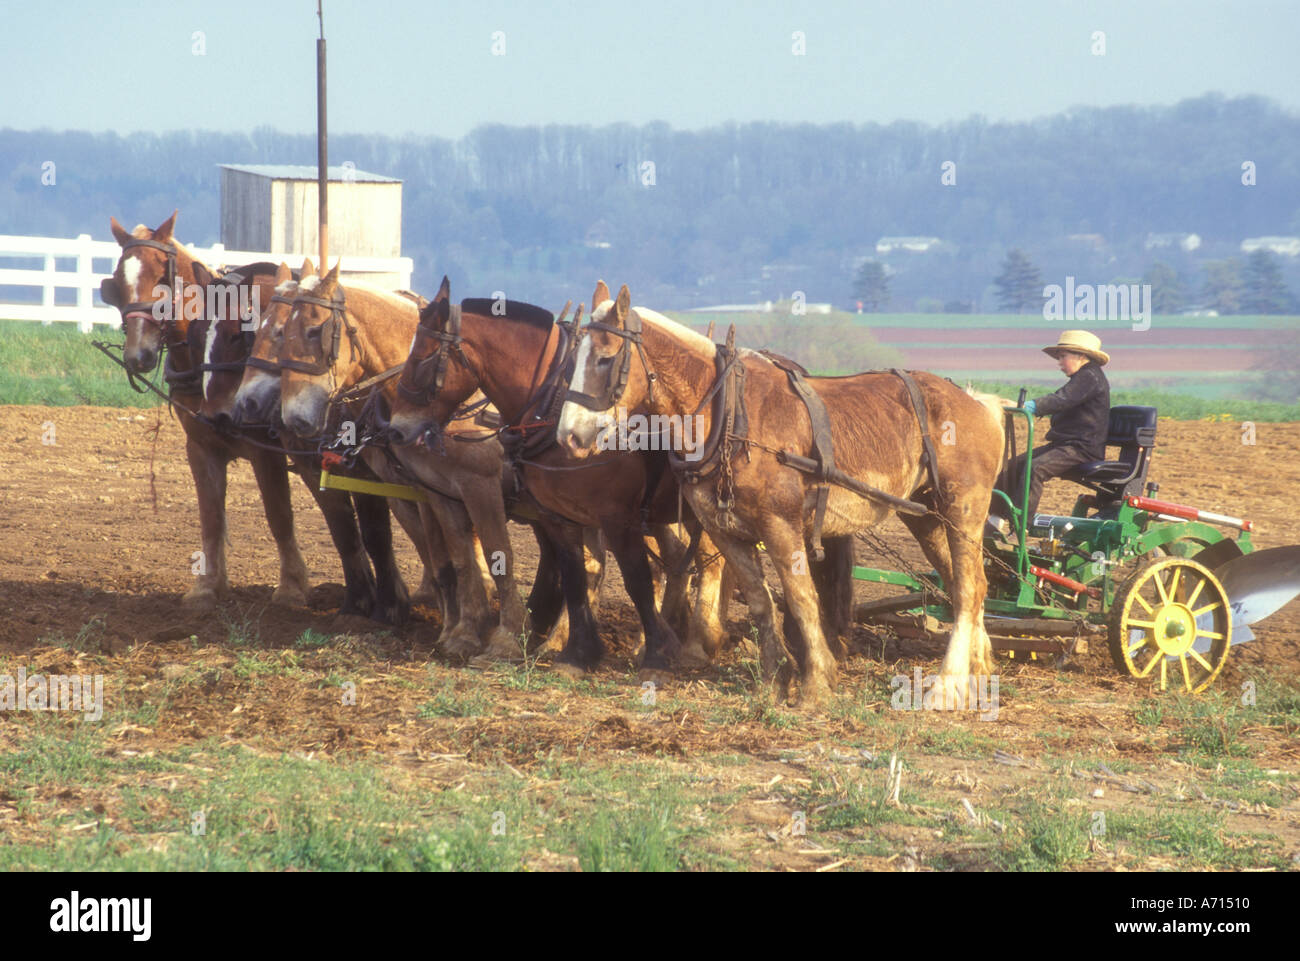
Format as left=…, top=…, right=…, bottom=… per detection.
left=677, top=642, right=713, bottom=668
left=637, top=667, right=674, bottom=688
left=796, top=677, right=833, bottom=710
left=371, top=599, right=410, bottom=626
left=441, top=629, right=483, bottom=662
left=551, top=661, right=587, bottom=680
left=479, top=626, right=525, bottom=662
left=181, top=587, right=218, bottom=612
left=271, top=585, right=308, bottom=607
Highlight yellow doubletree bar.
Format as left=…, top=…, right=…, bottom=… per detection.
left=319, top=469, right=425, bottom=502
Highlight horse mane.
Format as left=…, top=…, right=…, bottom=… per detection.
left=461, top=298, right=555, bottom=331
left=630, top=307, right=717, bottom=355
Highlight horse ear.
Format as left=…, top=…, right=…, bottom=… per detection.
left=434, top=275, right=450, bottom=303
left=275, top=262, right=292, bottom=285
left=420, top=295, right=449, bottom=328
left=321, top=260, right=341, bottom=292
left=154, top=209, right=178, bottom=243
left=110, top=216, right=131, bottom=246
left=300, top=256, right=316, bottom=278
left=192, top=262, right=213, bottom=287
left=614, top=285, right=631, bottom=326
left=592, top=280, right=610, bottom=307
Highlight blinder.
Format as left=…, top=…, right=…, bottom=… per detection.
left=278, top=289, right=354, bottom=376
left=565, top=308, right=657, bottom=411
left=397, top=303, right=470, bottom=405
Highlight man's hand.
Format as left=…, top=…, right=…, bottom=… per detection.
left=1022, top=399, right=1037, bottom=416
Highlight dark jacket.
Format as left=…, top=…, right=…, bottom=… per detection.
left=1032, top=361, right=1110, bottom=460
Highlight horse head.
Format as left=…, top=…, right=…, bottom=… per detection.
left=232, top=260, right=311, bottom=428
left=387, top=276, right=481, bottom=445
left=103, top=210, right=201, bottom=375
left=557, top=280, right=646, bottom=457
left=276, top=261, right=361, bottom=438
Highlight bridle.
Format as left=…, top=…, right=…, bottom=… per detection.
left=565, top=307, right=657, bottom=411
left=102, top=238, right=181, bottom=339
left=276, top=288, right=358, bottom=378
left=397, top=303, right=472, bottom=405
left=244, top=293, right=297, bottom=374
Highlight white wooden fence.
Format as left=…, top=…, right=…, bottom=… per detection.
left=0, top=233, right=414, bottom=333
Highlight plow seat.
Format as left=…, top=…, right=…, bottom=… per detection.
left=1061, top=405, right=1157, bottom=502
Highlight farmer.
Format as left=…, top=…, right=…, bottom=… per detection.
left=990, top=329, right=1111, bottom=529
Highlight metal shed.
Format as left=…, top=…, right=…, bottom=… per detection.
left=218, top=164, right=406, bottom=288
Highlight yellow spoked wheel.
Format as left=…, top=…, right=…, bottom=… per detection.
left=1107, top=557, right=1232, bottom=693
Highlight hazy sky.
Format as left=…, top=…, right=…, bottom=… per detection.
left=3, top=1, right=1296, bottom=137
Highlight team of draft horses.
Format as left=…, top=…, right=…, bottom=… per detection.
left=99, top=211, right=1009, bottom=709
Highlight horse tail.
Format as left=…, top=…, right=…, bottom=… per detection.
left=965, top=386, right=1008, bottom=464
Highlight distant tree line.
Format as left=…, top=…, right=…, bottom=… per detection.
left=2, top=94, right=1298, bottom=311
left=993, top=247, right=1295, bottom=315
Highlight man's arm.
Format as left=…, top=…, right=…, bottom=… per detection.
left=1032, top=366, right=1103, bottom=416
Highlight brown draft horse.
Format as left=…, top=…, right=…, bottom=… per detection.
left=385, top=278, right=728, bottom=680
left=199, top=259, right=441, bottom=622
left=558, top=286, right=1007, bottom=708
left=272, top=264, right=504, bottom=639
left=103, top=212, right=310, bottom=610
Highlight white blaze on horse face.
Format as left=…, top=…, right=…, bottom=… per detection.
left=121, top=254, right=143, bottom=303
left=202, top=321, right=219, bottom=400
left=557, top=335, right=611, bottom=455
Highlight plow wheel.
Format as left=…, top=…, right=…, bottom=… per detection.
left=1107, top=557, right=1231, bottom=693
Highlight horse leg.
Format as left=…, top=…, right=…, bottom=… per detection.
left=549, top=520, right=605, bottom=675
left=463, top=486, right=527, bottom=661
left=649, top=523, right=691, bottom=641
left=420, top=493, right=492, bottom=660
left=814, top=535, right=854, bottom=660
left=761, top=518, right=838, bottom=708
left=523, top=523, right=565, bottom=653
left=354, top=493, right=410, bottom=625
left=182, top=435, right=229, bottom=610
left=248, top=448, right=310, bottom=607
left=606, top=524, right=682, bottom=684
left=683, top=530, right=728, bottom=665
left=297, top=464, right=378, bottom=618
left=582, top=527, right=607, bottom=613
left=940, top=492, right=995, bottom=706
left=706, top=528, right=793, bottom=702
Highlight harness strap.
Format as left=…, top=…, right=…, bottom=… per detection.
left=764, top=356, right=836, bottom=561
left=891, top=368, right=944, bottom=507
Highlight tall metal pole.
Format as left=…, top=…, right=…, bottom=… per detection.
left=316, top=1, right=328, bottom=274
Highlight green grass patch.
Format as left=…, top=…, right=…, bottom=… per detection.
left=0, top=320, right=159, bottom=407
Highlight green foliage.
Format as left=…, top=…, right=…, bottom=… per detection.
left=852, top=260, right=890, bottom=312
left=994, top=249, right=1044, bottom=313
left=0, top=321, right=158, bottom=407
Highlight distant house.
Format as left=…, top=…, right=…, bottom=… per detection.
left=875, top=236, right=942, bottom=254
left=1067, top=233, right=1106, bottom=250
left=1144, top=232, right=1201, bottom=253
left=218, top=163, right=405, bottom=287
left=683, top=301, right=832, bottom=315
left=584, top=219, right=613, bottom=249
left=1241, top=236, right=1300, bottom=257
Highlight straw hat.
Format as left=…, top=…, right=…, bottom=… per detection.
left=1043, top=329, right=1109, bottom=366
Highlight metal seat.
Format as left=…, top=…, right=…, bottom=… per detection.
left=1062, top=405, right=1158, bottom=503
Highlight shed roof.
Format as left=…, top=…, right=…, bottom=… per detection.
left=217, top=164, right=401, bottom=184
